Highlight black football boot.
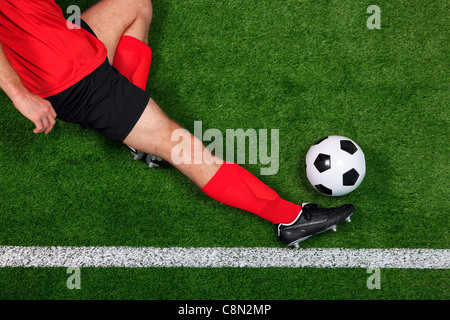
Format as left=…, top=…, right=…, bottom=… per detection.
left=278, top=203, right=354, bottom=247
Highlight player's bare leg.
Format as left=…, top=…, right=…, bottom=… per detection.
left=80, top=0, right=153, bottom=61
left=123, top=98, right=222, bottom=188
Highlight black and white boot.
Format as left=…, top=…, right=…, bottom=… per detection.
left=278, top=203, right=354, bottom=248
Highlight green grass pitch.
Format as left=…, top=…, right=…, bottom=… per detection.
left=0, top=0, right=448, bottom=300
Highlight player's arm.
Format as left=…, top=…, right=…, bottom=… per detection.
left=0, top=42, right=57, bottom=134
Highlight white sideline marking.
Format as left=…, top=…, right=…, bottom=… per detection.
left=0, top=246, right=448, bottom=269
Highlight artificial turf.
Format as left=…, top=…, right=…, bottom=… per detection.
left=0, top=0, right=448, bottom=300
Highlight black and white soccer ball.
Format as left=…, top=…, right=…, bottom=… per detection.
left=305, top=136, right=366, bottom=196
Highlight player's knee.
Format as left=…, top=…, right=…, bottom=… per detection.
left=136, top=0, right=153, bottom=24
left=148, top=120, right=183, bottom=161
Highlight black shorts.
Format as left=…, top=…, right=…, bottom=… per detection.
left=45, top=19, right=150, bottom=142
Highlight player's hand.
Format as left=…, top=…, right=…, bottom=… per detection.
left=12, top=91, right=57, bottom=134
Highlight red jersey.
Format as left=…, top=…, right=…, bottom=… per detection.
left=0, top=0, right=107, bottom=97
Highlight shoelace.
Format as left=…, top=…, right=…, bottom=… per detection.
left=302, top=203, right=319, bottom=221
left=302, top=207, right=312, bottom=220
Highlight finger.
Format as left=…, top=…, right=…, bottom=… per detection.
left=33, top=120, right=44, bottom=134
left=44, top=115, right=56, bottom=134
left=41, top=116, right=50, bottom=133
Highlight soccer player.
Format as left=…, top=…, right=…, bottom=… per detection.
left=0, top=0, right=354, bottom=247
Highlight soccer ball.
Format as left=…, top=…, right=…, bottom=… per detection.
left=305, top=136, right=366, bottom=196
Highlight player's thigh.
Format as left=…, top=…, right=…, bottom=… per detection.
left=81, top=0, right=152, bottom=61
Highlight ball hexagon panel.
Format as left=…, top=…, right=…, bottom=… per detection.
left=330, top=149, right=353, bottom=174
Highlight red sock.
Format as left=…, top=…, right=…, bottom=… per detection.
left=201, top=162, right=301, bottom=224
left=112, top=35, right=152, bottom=90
